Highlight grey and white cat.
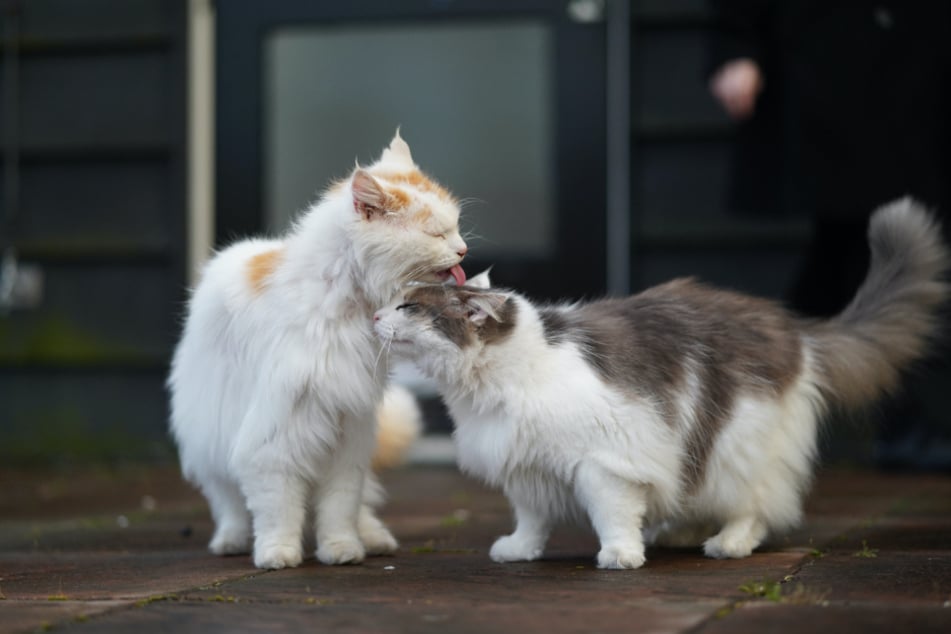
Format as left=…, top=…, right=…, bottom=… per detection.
left=373, top=199, right=948, bottom=569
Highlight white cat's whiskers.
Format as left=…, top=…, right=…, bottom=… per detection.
left=456, top=196, right=485, bottom=212
left=461, top=229, right=491, bottom=247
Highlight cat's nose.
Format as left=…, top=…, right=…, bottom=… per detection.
left=373, top=313, right=381, bottom=322
left=456, top=245, right=468, bottom=258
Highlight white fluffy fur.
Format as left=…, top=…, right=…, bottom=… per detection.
left=169, top=133, right=465, bottom=569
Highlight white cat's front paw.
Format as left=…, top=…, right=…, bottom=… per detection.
left=317, top=537, right=366, bottom=565
left=360, top=526, right=398, bottom=556
left=702, top=534, right=755, bottom=559
left=489, top=535, right=544, bottom=563
left=596, top=543, right=646, bottom=570
left=209, top=526, right=251, bottom=555
left=253, top=542, right=303, bottom=570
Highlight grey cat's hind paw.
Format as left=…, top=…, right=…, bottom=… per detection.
left=489, top=535, right=544, bottom=563
left=702, top=535, right=755, bottom=559
left=702, top=517, right=766, bottom=559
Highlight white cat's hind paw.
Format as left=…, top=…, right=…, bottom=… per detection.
left=253, top=543, right=303, bottom=570
left=358, top=510, right=399, bottom=555
left=317, top=537, right=366, bottom=565
left=209, top=526, right=251, bottom=556
left=361, top=526, right=398, bottom=555
left=489, top=535, right=544, bottom=563
left=596, top=544, right=646, bottom=570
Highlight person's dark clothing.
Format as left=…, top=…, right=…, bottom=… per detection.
left=708, top=1, right=951, bottom=470
left=708, top=0, right=951, bottom=221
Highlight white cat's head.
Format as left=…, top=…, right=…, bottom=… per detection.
left=339, top=131, right=468, bottom=294
left=373, top=277, right=515, bottom=381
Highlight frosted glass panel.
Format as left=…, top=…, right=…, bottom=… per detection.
left=264, top=21, right=554, bottom=258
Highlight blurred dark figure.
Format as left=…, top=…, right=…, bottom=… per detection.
left=707, top=0, right=951, bottom=469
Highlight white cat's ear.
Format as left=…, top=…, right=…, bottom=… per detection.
left=467, top=268, right=492, bottom=290
left=465, top=292, right=508, bottom=326
left=380, top=128, right=414, bottom=166
left=351, top=169, right=387, bottom=219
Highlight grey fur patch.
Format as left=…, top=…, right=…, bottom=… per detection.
left=809, top=199, right=950, bottom=409
left=547, top=278, right=803, bottom=491
left=403, top=284, right=517, bottom=349
left=410, top=278, right=806, bottom=492
left=401, top=285, right=473, bottom=348
left=538, top=307, right=571, bottom=346
left=479, top=295, right=518, bottom=345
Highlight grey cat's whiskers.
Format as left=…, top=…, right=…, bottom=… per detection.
left=372, top=334, right=392, bottom=376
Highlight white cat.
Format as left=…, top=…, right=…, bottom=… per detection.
left=373, top=198, right=948, bottom=569
left=168, top=132, right=467, bottom=569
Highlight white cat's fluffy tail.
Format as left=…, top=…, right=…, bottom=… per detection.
left=372, top=384, right=423, bottom=470
left=809, top=197, right=949, bottom=410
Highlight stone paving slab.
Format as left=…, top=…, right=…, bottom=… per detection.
left=696, top=603, right=951, bottom=634
left=47, top=598, right=726, bottom=634
left=0, top=601, right=129, bottom=634
left=791, top=550, right=951, bottom=605
left=0, top=552, right=254, bottom=601
left=1, top=465, right=950, bottom=633
left=176, top=550, right=808, bottom=605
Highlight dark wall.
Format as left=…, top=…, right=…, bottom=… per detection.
left=0, top=0, right=187, bottom=465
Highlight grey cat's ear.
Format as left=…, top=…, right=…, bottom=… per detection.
left=380, top=128, right=414, bottom=166
left=351, top=169, right=386, bottom=219
left=467, top=268, right=492, bottom=290
left=465, top=292, right=509, bottom=326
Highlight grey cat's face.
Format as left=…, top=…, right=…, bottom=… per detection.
left=373, top=284, right=516, bottom=365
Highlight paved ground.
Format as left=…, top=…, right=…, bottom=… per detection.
left=1, top=462, right=950, bottom=633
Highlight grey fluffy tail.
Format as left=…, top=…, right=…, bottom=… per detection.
left=808, top=198, right=949, bottom=410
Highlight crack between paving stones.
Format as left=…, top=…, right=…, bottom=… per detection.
left=29, top=569, right=277, bottom=631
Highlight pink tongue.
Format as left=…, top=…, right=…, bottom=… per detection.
left=449, top=264, right=467, bottom=286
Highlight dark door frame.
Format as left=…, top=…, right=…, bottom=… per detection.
left=215, top=0, right=606, bottom=300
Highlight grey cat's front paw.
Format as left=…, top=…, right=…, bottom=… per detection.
left=596, top=543, right=646, bottom=569
left=489, top=535, right=544, bottom=563
left=317, top=537, right=366, bottom=565
left=253, top=542, right=303, bottom=569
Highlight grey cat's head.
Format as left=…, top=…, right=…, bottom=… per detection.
left=373, top=271, right=517, bottom=375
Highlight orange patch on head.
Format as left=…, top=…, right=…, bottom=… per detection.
left=247, top=248, right=284, bottom=293
left=374, top=169, right=454, bottom=202
left=384, top=186, right=412, bottom=211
